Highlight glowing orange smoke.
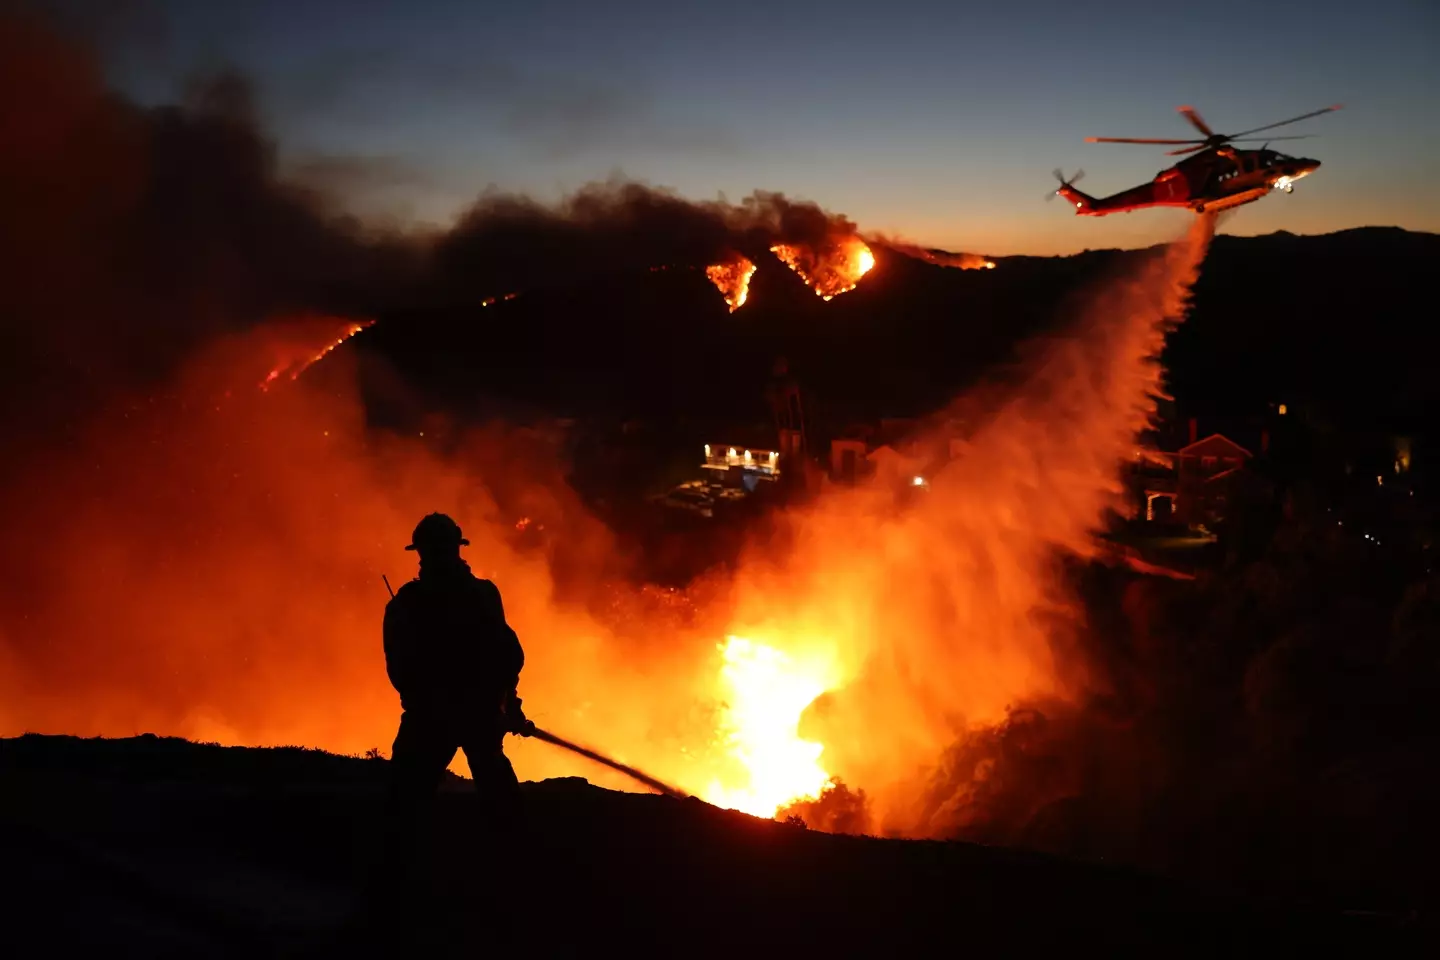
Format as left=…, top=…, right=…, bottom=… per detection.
left=705, top=256, right=757, bottom=313
left=259, top=314, right=374, bottom=390
left=0, top=218, right=1217, bottom=839
left=708, top=215, right=1217, bottom=829
left=770, top=236, right=875, bottom=300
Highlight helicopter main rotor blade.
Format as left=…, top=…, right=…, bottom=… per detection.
left=1229, top=135, right=1316, bottom=142
left=1229, top=104, right=1342, bottom=139
left=1166, top=144, right=1211, bottom=156
left=1177, top=105, right=1215, bottom=138
left=1086, top=137, right=1203, bottom=145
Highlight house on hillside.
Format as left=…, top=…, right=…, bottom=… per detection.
left=1176, top=434, right=1252, bottom=525
left=828, top=418, right=950, bottom=487
left=867, top=443, right=928, bottom=486
left=1138, top=430, right=1256, bottom=526
left=701, top=441, right=782, bottom=492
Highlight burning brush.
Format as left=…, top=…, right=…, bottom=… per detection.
left=705, top=255, right=757, bottom=313
left=259, top=315, right=374, bottom=391
left=770, top=236, right=876, bottom=300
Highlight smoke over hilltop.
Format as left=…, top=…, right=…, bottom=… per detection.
left=434, top=183, right=887, bottom=308
left=0, top=7, right=973, bottom=427
left=0, top=12, right=421, bottom=447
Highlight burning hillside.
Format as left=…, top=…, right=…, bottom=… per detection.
left=260, top=315, right=374, bottom=390
left=431, top=182, right=893, bottom=310
left=2, top=9, right=1221, bottom=844
left=705, top=255, right=756, bottom=312
left=770, top=237, right=876, bottom=300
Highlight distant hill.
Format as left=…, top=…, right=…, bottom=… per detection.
left=1, top=733, right=1415, bottom=956
left=357, top=228, right=1438, bottom=436
left=1169, top=227, right=1438, bottom=426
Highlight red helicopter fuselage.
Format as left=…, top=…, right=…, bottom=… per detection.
left=1057, top=147, right=1322, bottom=216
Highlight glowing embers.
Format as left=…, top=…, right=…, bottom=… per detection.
left=705, top=255, right=757, bottom=313
left=704, top=636, right=837, bottom=817
left=769, top=236, right=875, bottom=300
left=259, top=315, right=374, bottom=391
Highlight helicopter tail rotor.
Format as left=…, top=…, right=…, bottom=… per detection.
left=1046, top=168, right=1084, bottom=201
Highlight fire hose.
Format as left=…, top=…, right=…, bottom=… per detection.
left=383, top=575, right=687, bottom=799
left=524, top=726, right=689, bottom=799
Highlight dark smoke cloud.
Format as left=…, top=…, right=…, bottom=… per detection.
left=433, top=180, right=865, bottom=301
left=1, top=7, right=871, bottom=431
left=283, top=154, right=442, bottom=202
left=0, top=10, right=420, bottom=451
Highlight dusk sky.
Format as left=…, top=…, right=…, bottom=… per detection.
left=91, top=0, right=1438, bottom=255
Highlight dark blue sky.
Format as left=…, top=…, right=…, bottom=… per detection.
left=100, top=0, right=1438, bottom=254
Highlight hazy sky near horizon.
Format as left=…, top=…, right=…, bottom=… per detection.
left=86, top=0, right=1439, bottom=255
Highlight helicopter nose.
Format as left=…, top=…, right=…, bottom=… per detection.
left=1290, top=159, right=1320, bottom=178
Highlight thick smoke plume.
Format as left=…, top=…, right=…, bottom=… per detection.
left=0, top=11, right=419, bottom=452
left=4, top=9, right=889, bottom=430
left=434, top=181, right=868, bottom=302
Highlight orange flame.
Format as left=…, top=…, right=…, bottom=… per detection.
left=703, top=636, right=840, bottom=815
left=705, top=256, right=757, bottom=312
left=259, top=315, right=374, bottom=391
left=770, top=236, right=875, bottom=300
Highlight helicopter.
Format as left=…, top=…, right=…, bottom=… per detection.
left=1050, top=104, right=1341, bottom=216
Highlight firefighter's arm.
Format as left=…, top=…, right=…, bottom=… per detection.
left=486, top=581, right=532, bottom=735
left=500, top=623, right=532, bottom=735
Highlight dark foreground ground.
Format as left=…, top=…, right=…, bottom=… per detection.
left=0, top=734, right=1427, bottom=957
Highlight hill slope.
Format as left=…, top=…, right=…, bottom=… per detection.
left=0, top=734, right=1420, bottom=957
left=357, top=227, right=1439, bottom=433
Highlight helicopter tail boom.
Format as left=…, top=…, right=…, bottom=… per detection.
left=1049, top=169, right=1097, bottom=214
